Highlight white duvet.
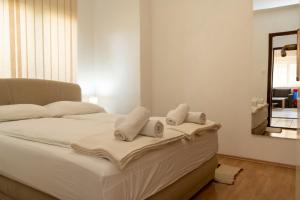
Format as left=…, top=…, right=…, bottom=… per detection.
left=0, top=131, right=218, bottom=200
left=0, top=113, right=220, bottom=200
left=0, top=118, right=112, bottom=147
left=0, top=114, right=221, bottom=169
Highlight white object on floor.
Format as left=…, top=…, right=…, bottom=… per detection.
left=114, top=107, right=150, bottom=141
left=166, top=104, right=190, bottom=125
left=214, top=164, right=243, bottom=185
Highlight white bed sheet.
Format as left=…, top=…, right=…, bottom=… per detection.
left=0, top=117, right=218, bottom=200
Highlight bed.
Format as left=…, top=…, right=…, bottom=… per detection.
left=0, top=79, right=218, bottom=200
left=251, top=104, right=268, bottom=135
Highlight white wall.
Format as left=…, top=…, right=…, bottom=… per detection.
left=92, top=0, right=140, bottom=114
left=140, top=0, right=152, bottom=111
left=78, top=0, right=298, bottom=165
left=77, top=0, right=141, bottom=114
left=77, top=0, right=96, bottom=97
left=253, top=0, right=300, bottom=11
left=252, top=5, right=300, bottom=99
left=148, top=0, right=297, bottom=165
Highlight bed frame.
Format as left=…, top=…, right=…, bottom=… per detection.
left=0, top=78, right=218, bottom=200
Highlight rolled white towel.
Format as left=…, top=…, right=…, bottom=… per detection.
left=166, top=104, right=190, bottom=126
left=185, top=112, right=206, bottom=125
left=114, top=107, right=151, bottom=142
left=140, top=119, right=164, bottom=138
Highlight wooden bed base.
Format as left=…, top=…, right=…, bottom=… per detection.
left=0, top=156, right=217, bottom=200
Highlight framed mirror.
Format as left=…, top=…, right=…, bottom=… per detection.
left=251, top=4, right=300, bottom=139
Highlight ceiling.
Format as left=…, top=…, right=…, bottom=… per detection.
left=253, top=0, right=299, bottom=10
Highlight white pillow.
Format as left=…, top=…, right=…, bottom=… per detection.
left=45, top=101, right=105, bottom=117
left=0, top=104, right=51, bottom=122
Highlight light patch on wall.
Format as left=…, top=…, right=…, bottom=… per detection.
left=77, top=79, right=96, bottom=96
left=94, top=34, right=131, bottom=99
left=253, top=0, right=300, bottom=11
left=95, top=78, right=115, bottom=97
left=94, top=75, right=117, bottom=113
left=88, top=96, right=99, bottom=104
left=110, top=34, right=130, bottom=71
left=82, top=0, right=140, bottom=114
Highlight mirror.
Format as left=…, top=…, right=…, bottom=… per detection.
left=252, top=3, right=300, bottom=139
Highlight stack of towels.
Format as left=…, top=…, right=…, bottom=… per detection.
left=166, top=104, right=206, bottom=126
left=114, top=107, right=164, bottom=142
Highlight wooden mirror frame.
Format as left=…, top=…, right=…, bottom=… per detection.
left=267, top=30, right=298, bottom=127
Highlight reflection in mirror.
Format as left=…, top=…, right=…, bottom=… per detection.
left=295, top=4, right=300, bottom=200
left=252, top=4, right=299, bottom=139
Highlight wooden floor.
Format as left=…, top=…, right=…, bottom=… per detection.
left=192, top=156, right=296, bottom=200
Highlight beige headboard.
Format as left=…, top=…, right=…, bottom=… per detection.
left=0, top=79, right=81, bottom=106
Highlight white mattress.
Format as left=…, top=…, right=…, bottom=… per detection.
left=252, top=105, right=268, bottom=129
left=0, top=117, right=218, bottom=200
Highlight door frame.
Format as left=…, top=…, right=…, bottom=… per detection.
left=267, top=30, right=298, bottom=126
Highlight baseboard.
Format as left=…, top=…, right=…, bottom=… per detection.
left=217, top=154, right=296, bottom=169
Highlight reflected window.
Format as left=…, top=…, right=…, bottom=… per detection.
left=273, top=50, right=298, bottom=88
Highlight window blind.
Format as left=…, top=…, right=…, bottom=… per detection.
left=0, top=0, right=77, bottom=82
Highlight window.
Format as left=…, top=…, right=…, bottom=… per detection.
left=273, top=49, right=299, bottom=88
left=0, top=0, right=77, bottom=82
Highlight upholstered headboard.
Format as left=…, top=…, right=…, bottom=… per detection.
left=0, top=79, right=81, bottom=105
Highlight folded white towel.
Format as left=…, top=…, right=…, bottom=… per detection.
left=140, top=119, right=164, bottom=138
left=166, top=104, right=190, bottom=126
left=114, top=107, right=151, bottom=142
left=185, top=112, right=206, bottom=125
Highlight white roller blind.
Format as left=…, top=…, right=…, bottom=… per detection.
left=273, top=50, right=299, bottom=87
left=0, top=0, right=77, bottom=82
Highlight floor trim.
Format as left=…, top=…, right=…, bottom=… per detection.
left=217, top=154, right=296, bottom=169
